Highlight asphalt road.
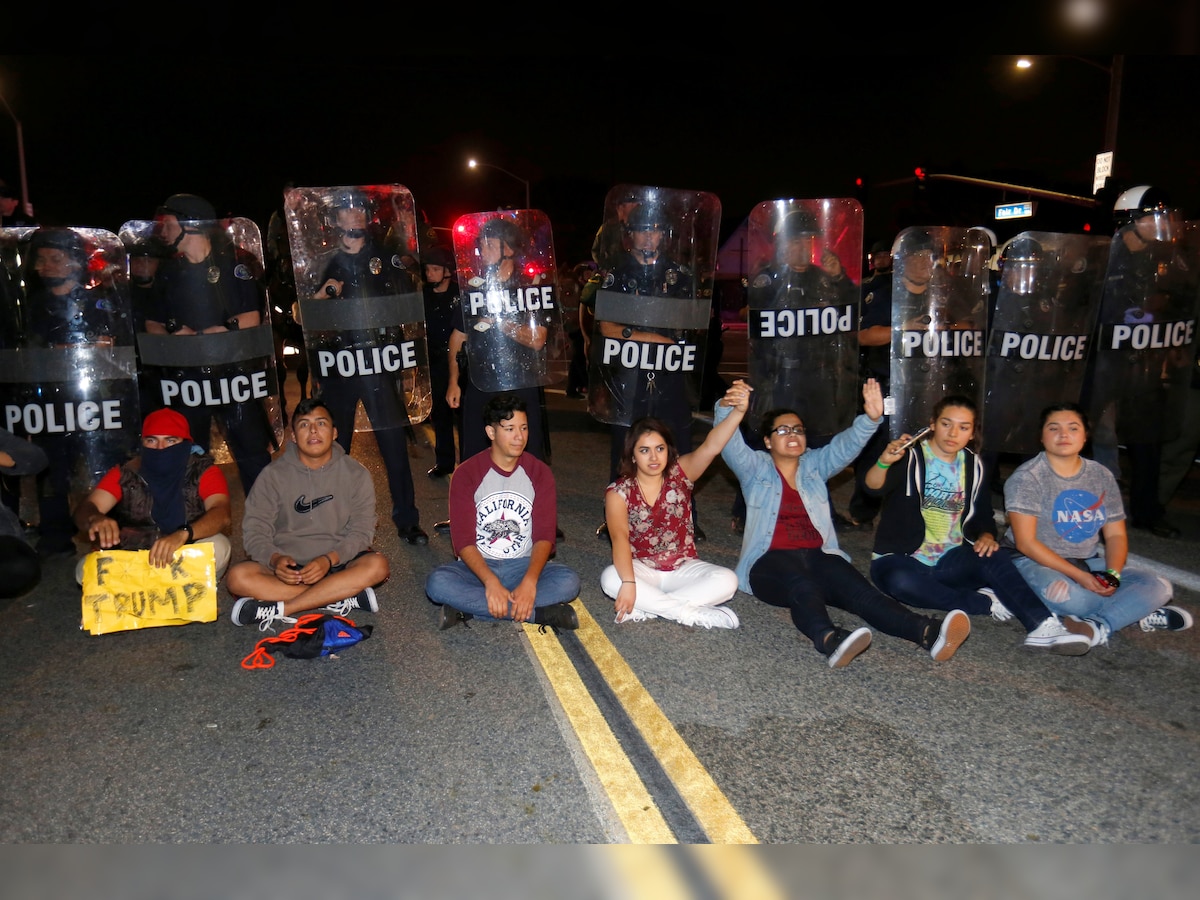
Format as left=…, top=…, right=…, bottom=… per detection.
left=2, top=368, right=1199, bottom=853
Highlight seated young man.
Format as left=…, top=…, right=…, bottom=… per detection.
left=425, top=393, right=579, bottom=631
left=73, top=409, right=231, bottom=584
left=226, top=397, right=389, bottom=631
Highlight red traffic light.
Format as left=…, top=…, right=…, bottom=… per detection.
left=914, top=167, right=926, bottom=180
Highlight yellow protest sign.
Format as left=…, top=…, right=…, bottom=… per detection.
left=80, top=544, right=218, bottom=635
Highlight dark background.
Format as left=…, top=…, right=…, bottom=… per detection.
left=2, top=49, right=1197, bottom=268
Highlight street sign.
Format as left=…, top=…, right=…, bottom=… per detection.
left=995, top=201, right=1035, bottom=220
left=1094, top=151, right=1114, bottom=194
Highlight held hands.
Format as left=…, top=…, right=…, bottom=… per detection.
left=862, top=378, right=884, bottom=421
left=271, top=554, right=332, bottom=586
left=718, top=379, right=753, bottom=411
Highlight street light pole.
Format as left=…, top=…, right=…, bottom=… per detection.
left=0, top=85, right=31, bottom=218
left=467, top=158, right=531, bottom=209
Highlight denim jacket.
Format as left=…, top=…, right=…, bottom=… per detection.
left=715, top=403, right=882, bottom=594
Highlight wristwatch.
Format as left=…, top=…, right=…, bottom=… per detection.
left=181, top=523, right=194, bottom=544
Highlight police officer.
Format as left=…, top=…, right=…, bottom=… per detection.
left=144, top=193, right=275, bottom=494
left=308, top=192, right=428, bottom=545
left=422, top=245, right=460, bottom=477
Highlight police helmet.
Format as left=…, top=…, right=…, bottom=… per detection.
left=625, top=204, right=667, bottom=233
left=422, top=246, right=455, bottom=270
left=1000, top=237, right=1042, bottom=295
left=777, top=209, right=819, bottom=240
left=1113, top=185, right=1171, bottom=226
left=477, top=217, right=525, bottom=250
left=157, top=193, right=217, bottom=226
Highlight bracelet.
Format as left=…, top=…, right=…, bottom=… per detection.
left=621, top=580, right=636, bottom=585
left=875, top=460, right=892, bottom=470
left=1105, top=568, right=1122, bottom=586
left=322, top=553, right=335, bottom=569
left=182, top=523, right=194, bottom=544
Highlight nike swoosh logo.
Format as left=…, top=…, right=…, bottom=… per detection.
left=294, top=494, right=335, bottom=514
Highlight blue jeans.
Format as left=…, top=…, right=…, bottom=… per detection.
left=1011, top=555, right=1170, bottom=633
left=749, top=548, right=932, bottom=653
left=871, top=544, right=1052, bottom=633
left=425, top=557, right=581, bottom=622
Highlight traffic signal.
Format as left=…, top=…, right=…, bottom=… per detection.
left=915, top=167, right=927, bottom=190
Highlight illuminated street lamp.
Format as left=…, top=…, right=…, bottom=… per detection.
left=467, top=158, right=530, bottom=209
left=0, top=83, right=31, bottom=218
left=1015, top=54, right=1124, bottom=157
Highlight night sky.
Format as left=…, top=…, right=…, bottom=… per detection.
left=2, top=52, right=1197, bottom=267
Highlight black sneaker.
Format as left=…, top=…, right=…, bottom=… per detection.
left=438, top=604, right=473, bottom=631
left=322, top=587, right=379, bottom=617
left=1140, top=605, right=1194, bottom=632
left=532, top=602, right=579, bottom=633
left=433, top=520, right=451, bottom=535
left=231, top=597, right=293, bottom=632
left=596, top=521, right=610, bottom=542
left=823, top=626, right=872, bottom=668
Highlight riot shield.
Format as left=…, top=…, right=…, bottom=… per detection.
left=587, top=184, right=720, bottom=428
left=982, top=232, right=1108, bottom=456
left=0, top=226, right=141, bottom=496
left=122, top=208, right=284, bottom=492
left=1085, top=210, right=1200, bottom=445
left=284, top=185, right=431, bottom=432
left=451, top=210, right=564, bottom=393
left=887, top=227, right=989, bottom=438
left=744, top=199, right=862, bottom=439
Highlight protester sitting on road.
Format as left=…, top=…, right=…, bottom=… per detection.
left=601, top=380, right=751, bottom=629
left=0, top=427, right=47, bottom=598
left=72, top=409, right=231, bottom=584
left=715, top=377, right=970, bottom=668
left=226, top=397, right=389, bottom=631
left=425, top=393, right=580, bottom=632
left=864, top=394, right=1091, bottom=655
left=1003, top=402, right=1192, bottom=647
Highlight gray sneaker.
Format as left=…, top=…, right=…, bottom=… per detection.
left=231, top=597, right=294, bottom=633
left=1025, top=616, right=1092, bottom=655
left=677, top=605, right=740, bottom=630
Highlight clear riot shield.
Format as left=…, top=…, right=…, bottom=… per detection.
left=887, top=227, right=989, bottom=438
left=122, top=214, right=284, bottom=492
left=1086, top=211, right=1200, bottom=445
left=0, top=227, right=141, bottom=493
left=982, top=232, right=1108, bottom=456
left=451, top=210, right=564, bottom=393
left=284, top=185, right=430, bottom=432
left=744, top=199, right=863, bottom=439
left=587, top=184, right=720, bottom=428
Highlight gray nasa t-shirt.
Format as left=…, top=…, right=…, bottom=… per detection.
left=1003, top=452, right=1125, bottom=559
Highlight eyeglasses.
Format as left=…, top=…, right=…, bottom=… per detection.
left=771, top=425, right=806, bottom=437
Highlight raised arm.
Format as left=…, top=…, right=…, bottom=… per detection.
left=678, top=380, right=753, bottom=482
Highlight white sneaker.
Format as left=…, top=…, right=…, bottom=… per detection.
left=616, top=608, right=657, bottom=624
left=1024, top=616, right=1091, bottom=655
left=1065, top=615, right=1110, bottom=648
left=677, top=606, right=740, bottom=630
left=977, top=587, right=1013, bottom=622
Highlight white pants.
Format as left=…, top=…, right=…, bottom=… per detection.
left=600, top=557, right=738, bottom=621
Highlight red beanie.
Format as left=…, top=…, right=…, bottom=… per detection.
left=142, top=408, right=192, bottom=442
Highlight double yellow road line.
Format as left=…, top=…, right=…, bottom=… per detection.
left=524, top=603, right=757, bottom=844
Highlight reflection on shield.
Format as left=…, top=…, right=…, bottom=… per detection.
left=0, top=226, right=141, bottom=499
left=1085, top=215, right=1200, bottom=448
left=982, top=232, right=1108, bottom=456
left=284, top=185, right=431, bottom=434
left=889, top=227, right=989, bottom=438
left=121, top=215, right=284, bottom=491
left=744, top=198, right=863, bottom=438
left=451, top=210, right=565, bottom=394
left=585, top=184, right=720, bottom=428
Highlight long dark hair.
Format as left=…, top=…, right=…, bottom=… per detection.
left=1038, top=401, right=1090, bottom=432
left=930, top=394, right=979, bottom=453
left=619, top=417, right=679, bottom=480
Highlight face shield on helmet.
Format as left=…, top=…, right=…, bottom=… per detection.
left=1000, top=238, right=1042, bottom=296
left=1114, top=185, right=1178, bottom=243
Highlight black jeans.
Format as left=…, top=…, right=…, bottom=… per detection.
left=749, top=547, right=932, bottom=653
